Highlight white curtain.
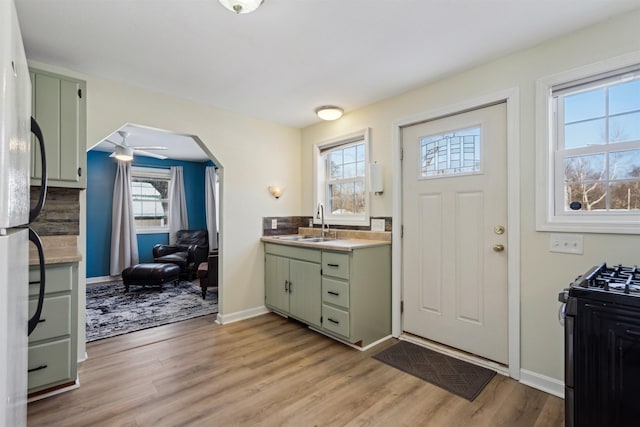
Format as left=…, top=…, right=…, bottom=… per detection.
left=205, top=167, right=218, bottom=249
left=110, top=161, right=139, bottom=276
left=169, top=166, right=189, bottom=244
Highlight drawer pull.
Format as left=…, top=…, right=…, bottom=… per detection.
left=28, top=364, right=48, bottom=373
left=327, top=263, right=340, bottom=268
left=327, top=318, right=340, bottom=325
left=38, top=318, right=46, bottom=323
left=328, top=291, right=340, bottom=296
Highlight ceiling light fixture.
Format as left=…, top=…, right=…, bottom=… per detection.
left=315, top=106, right=344, bottom=121
left=114, top=146, right=134, bottom=162
left=218, top=0, right=264, bottom=14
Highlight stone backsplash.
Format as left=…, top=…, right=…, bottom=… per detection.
left=262, top=216, right=392, bottom=236
left=30, top=186, right=80, bottom=236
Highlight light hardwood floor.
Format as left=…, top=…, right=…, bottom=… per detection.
left=27, top=313, right=564, bottom=426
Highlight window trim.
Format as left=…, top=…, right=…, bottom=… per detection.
left=131, top=166, right=171, bottom=235
left=313, top=128, right=371, bottom=227
left=535, top=52, right=640, bottom=234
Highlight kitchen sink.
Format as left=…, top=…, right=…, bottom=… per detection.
left=273, top=235, right=334, bottom=243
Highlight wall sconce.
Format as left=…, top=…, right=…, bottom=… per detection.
left=268, top=186, right=283, bottom=199
left=315, top=106, right=344, bottom=121
left=369, top=163, right=383, bottom=194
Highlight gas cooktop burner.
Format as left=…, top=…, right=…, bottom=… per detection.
left=574, top=263, right=640, bottom=294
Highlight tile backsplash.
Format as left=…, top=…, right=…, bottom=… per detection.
left=30, top=186, right=80, bottom=236
left=262, top=216, right=392, bottom=236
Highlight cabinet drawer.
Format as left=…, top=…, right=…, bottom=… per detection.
left=322, top=252, right=350, bottom=280
left=322, top=304, right=350, bottom=338
left=28, top=295, right=71, bottom=343
left=29, top=263, right=74, bottom=295
left=322, top=277, right=349, bottom=308
left=265, top=243, right=321, bottom=263
left=28, top=339, right=72, bottom=390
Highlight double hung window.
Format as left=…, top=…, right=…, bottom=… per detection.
left=537, top=61, right=640, bottom=233
left=131, top=167, right=171, bottom=233
left=314, top=129, right=370, bottom=226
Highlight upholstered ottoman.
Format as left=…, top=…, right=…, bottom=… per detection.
left=121, top=263, right=181, bottom=292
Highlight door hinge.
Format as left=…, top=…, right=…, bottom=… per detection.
left=401, top=301, right=404, bottom=313
left=77, top=88, right=82, bottom=99
left=401, top=225, right=404, bottom=238
left=400, top=147, right=404, bottom=161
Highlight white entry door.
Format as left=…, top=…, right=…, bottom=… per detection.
left=401, top=102, right=508, bottom=364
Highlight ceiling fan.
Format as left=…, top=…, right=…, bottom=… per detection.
left=106, top=130, right=168, bottom=161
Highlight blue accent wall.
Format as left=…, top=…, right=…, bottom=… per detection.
left=86, top=150, right=214, bottom=278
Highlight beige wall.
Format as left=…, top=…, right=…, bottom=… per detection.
left=301, top=10, right=640, bottom=383
left=29, top=60, right=302, bottom=359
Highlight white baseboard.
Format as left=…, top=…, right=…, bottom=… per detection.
left=519, top=369, right=565, bottom=398
left=86, top=275, right=120, bottom=285
left=308, top=327, right=392, bottom=351
left=215, top=306, right=270, bottom=325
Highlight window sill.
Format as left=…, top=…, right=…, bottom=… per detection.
left=135, top=228, right=170, bottom=235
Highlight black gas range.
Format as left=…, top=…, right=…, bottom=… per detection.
left=559, top=263, right=640, bottom=427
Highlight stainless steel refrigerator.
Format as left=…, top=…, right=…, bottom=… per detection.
left=1, top=1, right=47, bottom=425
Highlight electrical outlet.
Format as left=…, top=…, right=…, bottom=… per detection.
left=271, top=219, right=277, bottom=230
left=309, top=218, right=313, bottom=227
left=549, top=233, right=584, bottom=255
left=371, top=218, right=385, bottom=232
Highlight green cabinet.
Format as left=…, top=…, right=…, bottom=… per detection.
left=265, top=244, right=322, bottom=328
left=264, top=242, right=391, bottom=348
left=320, top=246, right=391, bottom=347
left=30, top=68, right=87, bottom=188
left=28, top=262, right=78, bottom=395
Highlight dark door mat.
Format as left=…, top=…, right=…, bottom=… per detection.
left=373, top=340, right=496, bottom=401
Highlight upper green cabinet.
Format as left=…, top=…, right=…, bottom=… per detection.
left=30, top=68, right=87, bottom=188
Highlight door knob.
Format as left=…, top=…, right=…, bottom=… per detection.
left=493, top=244, right=505, bottom=252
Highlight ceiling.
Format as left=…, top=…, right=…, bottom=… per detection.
left=90, top=124, right=211, bottom=162
left=14, top=0, right=640, bottom=159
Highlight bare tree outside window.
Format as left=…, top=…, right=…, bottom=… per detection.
left=559, top=76, right=640, bottom=213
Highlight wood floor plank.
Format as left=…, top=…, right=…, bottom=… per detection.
left=27, top=313, right=564, bottom=426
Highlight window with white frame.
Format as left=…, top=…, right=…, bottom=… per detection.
left=537, top=61, right=640, bottom=233
left=314, top=129, right=370, bottom=226
left=131, top=167, right=171, bottom=233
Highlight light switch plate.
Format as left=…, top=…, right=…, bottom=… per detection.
left=549, top=233, right=584, bottom=255
left=371, top=219, right=385, bottom=232
left=271, top=219, right=277, bottom=230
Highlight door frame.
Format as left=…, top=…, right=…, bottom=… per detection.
left=391, top=88, right=521, bottom=379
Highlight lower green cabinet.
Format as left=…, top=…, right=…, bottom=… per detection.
left=28, top=262, right=78, bottom=394
left=264, top=242, right=391, bottom=347
left=265, top=246, right=321, bottom=328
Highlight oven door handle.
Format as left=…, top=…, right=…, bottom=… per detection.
left=625, top=329, right=640, bottom=339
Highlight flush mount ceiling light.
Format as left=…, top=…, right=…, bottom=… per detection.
left=315, top=106, right=344, bottom=121
left=114, top=145, right=134, bottom=162
left=218, top=0, right=264, bottom=14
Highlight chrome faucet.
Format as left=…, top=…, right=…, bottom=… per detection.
left=316, top=202, right=327, bottom=238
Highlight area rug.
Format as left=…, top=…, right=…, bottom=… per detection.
left=373, top=341, right=496, bottom=401
left=85, top=280, right=218, bottom=342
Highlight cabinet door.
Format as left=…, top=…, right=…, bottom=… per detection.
left=289, top=259, right=321, bottom=328
left=265, top=254, right=289, bottom=313
left=31, top=69, right=86, bottom=188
